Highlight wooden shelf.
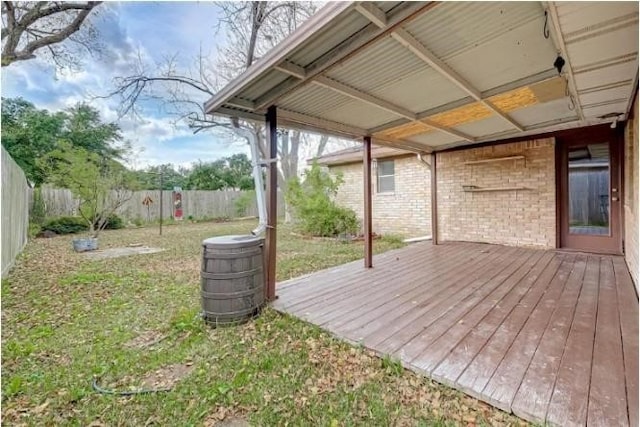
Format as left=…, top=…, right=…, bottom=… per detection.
left=463, top=186, right=531, bottom=192
left=463, top=155, right=525, bottom=165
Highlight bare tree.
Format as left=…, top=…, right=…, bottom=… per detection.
left=1, top=1, right=102, bottom=68
left=109, top=1, right=352, bottom=221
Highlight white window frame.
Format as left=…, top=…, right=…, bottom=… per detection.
left=376, top=159, right=395, bottom=193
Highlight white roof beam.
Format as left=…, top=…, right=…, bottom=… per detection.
left=314, top=75, right=416, bottom=120
left=313, top=75, right=474, bottom=142
left=226, top=98, right=255, bottom=110
left=253, top=2, right=435, bottom=110
left=373, top=137, right=433, bottom=154
left=390, top=28, right=525, bottom=132
left=205, top=2, right=353, bottom=114
left=275, top=61, right=307, bottom=79
left=278, top=109, right=367, bottom=139
left=368, top=67, right=562, bottom=137
left=421, top=119, right=474, bottom=142
left=279, top=109, right=433, bottom=152
left=354, top=2, right=388, bottom=28
left=391, top=28, right=482, bottom=99
left=545, top=2, right=585, bottom=120
left=356, top=3, right=525, bottom=132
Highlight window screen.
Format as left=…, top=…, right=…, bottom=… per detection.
left=377, top=160, right=395, bottom=193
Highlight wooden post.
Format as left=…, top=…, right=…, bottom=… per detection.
left=265, top=106, right=278, bottom=301
left=430, top=152, right=438, bottom=245
left=363, top=136, right=373, bottom=268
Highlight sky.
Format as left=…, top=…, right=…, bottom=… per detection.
left=1, top=2, right=253, bottom=170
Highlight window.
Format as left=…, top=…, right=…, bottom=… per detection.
left=376, top=160, right=395, bottom=193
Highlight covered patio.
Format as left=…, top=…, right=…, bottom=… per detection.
left=204, top=1, right=639, bottom=426
left=273, top=242, right=638, bottom=427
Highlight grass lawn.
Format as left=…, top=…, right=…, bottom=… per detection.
left=2, top=220, right=527, bottom=426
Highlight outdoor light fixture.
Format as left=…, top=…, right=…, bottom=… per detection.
left=554, top=55, right=565, bottom=74
left=597, top=112, right=623, bottom=129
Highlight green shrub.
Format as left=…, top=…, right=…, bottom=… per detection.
left=95, top=214, right=124, bottom=230
left=42, top=216, right=88, bottom=235
left=285, top=163, right=359, bottom=237
left=30, top=187, right=46, bottom=225
left=28, top=222, right=42, bottom=238
left=234, top=190, right=256, bottom=217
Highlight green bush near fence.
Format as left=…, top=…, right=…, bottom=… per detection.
left=30, top=187, right=46, bottom=225
left=286, top=163, right=359, bottom=237
left=42, top=214, right=125, bottom=235
left=42, top=217, right=88, bottom=235
left=94, top=214, right=125, bottom=230
left=234, top=190, right=256, bottom=217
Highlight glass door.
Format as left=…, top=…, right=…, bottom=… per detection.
left=559, top=130, right=622, bottom=254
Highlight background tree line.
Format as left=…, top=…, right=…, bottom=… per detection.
left=1, top=97, right=256, bottom=191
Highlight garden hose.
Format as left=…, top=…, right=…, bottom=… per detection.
left=92, top=376, right=172, bottom=396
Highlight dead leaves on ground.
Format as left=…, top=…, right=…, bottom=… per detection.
left=140, top=363, right=194, bottom=390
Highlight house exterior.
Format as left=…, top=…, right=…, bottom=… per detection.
left=315, top=145, right=431, bottom=237
left=201, top=0, right=639, bottom=287
left=204, top=2, right=638, bottom=425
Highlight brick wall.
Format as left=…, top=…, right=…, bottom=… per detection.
left=436, top=138, right=556, bottom=248
left=624, top=97, right=638, bottom=290
left=330, top=155, right=431, bottom=237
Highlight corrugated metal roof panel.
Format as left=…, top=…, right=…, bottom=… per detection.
left=403, top=2, right=543, bottom=61
left=326, top=36, right=428, bottom=94
left=241, top=69, right=291, bottom=101
left=288, top=11, right=372, bottom=67
left=278, top=83, right=353, bottom=117
left=555, top=2, right=638, bottom=34
left=443, top=18, right=557, bottom=91
left=369, top=67, right=469, bottom=113
left=582, top=101, right=628, bottom=119
left=509, top=98, right=578, bottom=127
left=454, top=116, right=515, bottom=138
left=375, top=1, right=402, bottom=13
left=322, top=100, right=399, bottom=129
left=574, top=60, right=638, bottom=90
left=566, top=25, right=639, bottom=69
left=579, top=85, right=633, bottom=109
left=405, top=131, right=461, bottom=147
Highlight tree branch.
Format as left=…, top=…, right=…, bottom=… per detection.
left=1, top=1, right=101, bottom=66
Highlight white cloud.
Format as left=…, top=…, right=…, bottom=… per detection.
left=1, top=2, right=319, bottom=172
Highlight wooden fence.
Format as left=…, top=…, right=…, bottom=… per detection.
left=2, top=146, right=30, bottom=278
left=35, top=187, right=284, bottom=222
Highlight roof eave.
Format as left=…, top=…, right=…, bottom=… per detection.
left=203, top=2, right=354, bottom=115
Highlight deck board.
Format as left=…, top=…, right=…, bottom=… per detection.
left=336, top=245, right=518, bottom=344
left=614, top=257, right=639, bottom=427
left=367, top=246, right=523, bottom=353
left=314, top=243, right=464, bottom=327
left=587, top=257, right=628, bottom=426
left=455, top=254, right=575, bottom=404
left=511, top=254, right=587, bottom=422
left=402, top=248, right=540, bottom=367
left=430, top=251, right=558, bottom=387
left=419, top=251, right=553, bottom=381
left=272, top=242, right=638, bottom=426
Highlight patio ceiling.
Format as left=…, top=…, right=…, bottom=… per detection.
left=205, top=1, right=639, bottom=153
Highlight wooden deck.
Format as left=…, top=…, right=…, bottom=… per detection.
left=273, top=241, right=638, bottom=427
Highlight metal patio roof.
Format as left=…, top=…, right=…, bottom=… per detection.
left=204, top=1, right=639, bottom=153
